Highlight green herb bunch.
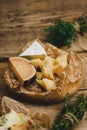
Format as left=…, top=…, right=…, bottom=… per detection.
left=46, top=19, right=77, bottom=47
left=52, top=94, right=87, bottom=130
left=45, top=16, right=87, bottom=48
left=73, top=16, right=87, bottom=35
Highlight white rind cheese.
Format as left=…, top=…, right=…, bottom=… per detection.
left=0, top=110, right=20, bottom=130
left=19, top=40, right=47, bottom=59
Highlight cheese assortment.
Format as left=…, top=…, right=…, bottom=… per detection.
left=18, top=40, right=68, bottom=92
left=36, top=55, right=68, bottom=91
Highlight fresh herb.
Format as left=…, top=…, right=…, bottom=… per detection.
left=45, top=16, right=87, bottom=48
left=45, top=19, right=77, bottom=47
left=73, top=16, right=87, bottom=35
left=52, top=94, right=87, bottom=130
left=0, top=116, right=7, bottom=126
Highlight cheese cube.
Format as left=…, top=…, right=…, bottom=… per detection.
left=37, top=78, right=56, bottom=92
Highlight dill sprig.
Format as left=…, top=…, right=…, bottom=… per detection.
left=52, top=94, right=87, bottom=130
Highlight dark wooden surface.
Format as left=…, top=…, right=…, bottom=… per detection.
left=0, top=1, right=87, bottom=129
left=0, top=0, right=87, bottom=57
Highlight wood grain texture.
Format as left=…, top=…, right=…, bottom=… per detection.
left=0, top=0, right=87, bottom=57
left=0, top=0, right=87, bottom=129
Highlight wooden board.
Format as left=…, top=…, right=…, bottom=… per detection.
left=0, top=0, right=87, bottom=129
left=0, top=0, right=87, bottom=57
left=0, top=53, right=87, bottom=130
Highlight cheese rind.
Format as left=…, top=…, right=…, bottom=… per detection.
left=9, top=57, right=36, bottom=86
left=19, top=40, right=47, bottom=59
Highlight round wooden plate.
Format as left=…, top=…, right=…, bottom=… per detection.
left=4, top=42, right=83, bottom=104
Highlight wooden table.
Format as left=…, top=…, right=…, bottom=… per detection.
left=0, top=1, right=87, bottom=130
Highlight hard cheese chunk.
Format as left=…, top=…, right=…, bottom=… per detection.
left=20, top=40, right=47, bottom=59
left=9, top=57, right=36, bottom=86
left=40, top=56, right=55, bottom=80
left=53, top=53, right=68, bottom=73
left=0, top=110, right=20, bottom=130
left=37, top=78, right=56, bottom=92
left=29, top=59, right=42, bottom=68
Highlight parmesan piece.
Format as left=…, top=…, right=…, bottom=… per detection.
left=37, top=78, right=56, bottom=92
left=29, top=59, right=42, bottom=68
left=53, top=53, right=68, bottom=73
left=40, top=56, right=55, bottom=80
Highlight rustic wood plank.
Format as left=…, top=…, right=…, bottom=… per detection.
left=0, top=0, right=87, bottom=129
left=0, top=0, right=87, bottom=57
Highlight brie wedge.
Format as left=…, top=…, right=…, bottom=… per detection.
left=20, top=40, right=47, bottom=59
